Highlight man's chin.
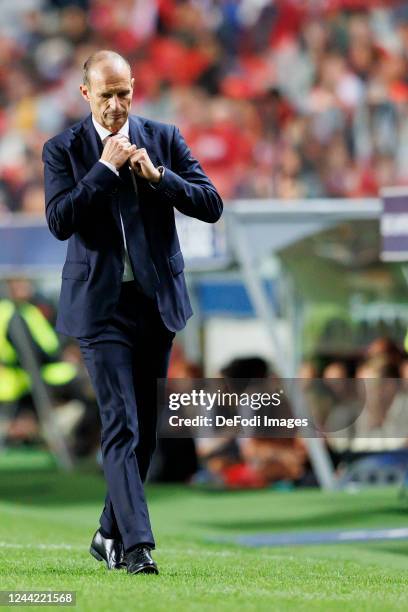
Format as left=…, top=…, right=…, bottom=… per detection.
left=101, top=115, right=127, bottom=132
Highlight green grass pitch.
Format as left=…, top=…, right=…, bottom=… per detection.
left=0, top=463, right=408, bottom=611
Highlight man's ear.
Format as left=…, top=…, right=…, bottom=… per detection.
left=79, top=84, right=91, bottom=102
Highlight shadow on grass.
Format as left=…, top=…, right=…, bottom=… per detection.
left=193, top=505, right=408, bottom=533
left=0, top=469, right=105, bottom=506
left=0, top=567, right=107, bottom=578
left=362, top=542, right=408, bottom=557
left=0, top=469, right=190, bottom=507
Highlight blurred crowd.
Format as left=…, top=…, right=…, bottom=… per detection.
left=169, top=339, right=408, bottom=489
left=2, top=0, right=408, bottom=215
left=300, top=337, right=408, bottom=454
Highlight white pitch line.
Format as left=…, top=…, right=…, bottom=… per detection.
left=0, top=542, right=233, bottom=555
left=0, top=542, right=240, bottom=556
left=0, top=542, right=288, bottom=562
left=338, top=528, right=408, bottom=540
left=0, top=542, right=81, bottom=550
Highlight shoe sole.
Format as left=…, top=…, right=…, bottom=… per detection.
left=128, top=565, right=159, bottom=575
left=89, top=546, right=104, bottom=564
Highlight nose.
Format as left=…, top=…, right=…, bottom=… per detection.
left=108, top=95, right=120, bottom=111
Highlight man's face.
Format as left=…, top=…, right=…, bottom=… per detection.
left=79, top=60, right=134, bottom=132
left=7, top=278, right=33, bottom=302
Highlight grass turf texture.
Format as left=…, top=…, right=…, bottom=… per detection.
left=0, top=465, right=408, bottom=611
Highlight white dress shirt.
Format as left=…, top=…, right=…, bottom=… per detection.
left=92, top=116, right=134, bottom=282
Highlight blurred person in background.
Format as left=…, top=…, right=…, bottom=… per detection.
left=321, top=360, right=362, bottom=457
left=365, top=336, right=404, bottom=367
left=349, top=356, right=401, bottom=451
left=194, top=357, right=308, bottom=489
left=42, top=49, right=222, bottom=576
left=355, top=354, right=408, bottom=446
left=0, top=277, right=100, bottom=457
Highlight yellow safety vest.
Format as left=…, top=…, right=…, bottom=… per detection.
left=0, top=300, right=77, bottom=402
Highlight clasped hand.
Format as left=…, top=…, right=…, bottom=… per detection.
left=100, top=134, right=161, bottom=183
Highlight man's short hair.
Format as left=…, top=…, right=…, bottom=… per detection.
left=83, top=50, right=131, bottom=87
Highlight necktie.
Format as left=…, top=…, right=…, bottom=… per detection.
left=104, top=134, right=160, bottom=299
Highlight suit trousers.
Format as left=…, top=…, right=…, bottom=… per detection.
left=78, top=280, right=175, bottom=551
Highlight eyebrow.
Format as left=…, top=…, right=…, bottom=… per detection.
left=100, top=89, right=131, bottom=96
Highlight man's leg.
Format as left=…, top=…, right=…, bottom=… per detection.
left=99, top=494, right=120, bottom=539
left=132, top=321, right=175, bottom=483
left=79, top=333, right=155, bottom=551
left=99, top=317, right=175, bottom=540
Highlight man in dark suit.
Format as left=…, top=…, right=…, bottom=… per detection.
left=42, top=50, right=223, bottom=575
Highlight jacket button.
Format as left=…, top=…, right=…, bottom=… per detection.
left=111, top=187, right=118, bottom=194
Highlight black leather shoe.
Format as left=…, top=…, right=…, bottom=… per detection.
left=125, top=545, right=159, bottom=575
left=89, top=529, right=126, bottom=570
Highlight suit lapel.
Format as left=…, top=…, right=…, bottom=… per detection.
left=80, top=114, right=102, bottom=168
left=129, top=115, right=144, bottom=149
left=128, top=115, right=163, bottom=203
left=71, top=114, right=124, bottom=231
left=70, top=114, right=102, bottom=179
left=129, top=115, right=162, bottom=168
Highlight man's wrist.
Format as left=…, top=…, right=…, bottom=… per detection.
left=150, top=165, right=165, bottom=184
left=99, top=159, right=119, bottom=176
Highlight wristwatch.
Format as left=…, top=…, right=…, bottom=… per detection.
left=156, top=165, right=165, bottom=183
left=149, top=165, right=165, bottom=190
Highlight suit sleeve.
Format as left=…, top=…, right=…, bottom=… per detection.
left=150, top=125, right=223, bottom=223
left=42, top=140, right=121, bottom=240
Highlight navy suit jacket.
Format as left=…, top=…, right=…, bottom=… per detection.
left=42, top=113, right=223, bottom=338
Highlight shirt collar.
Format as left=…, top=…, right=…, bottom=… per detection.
left=92, top=116, right=129, bottom=142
